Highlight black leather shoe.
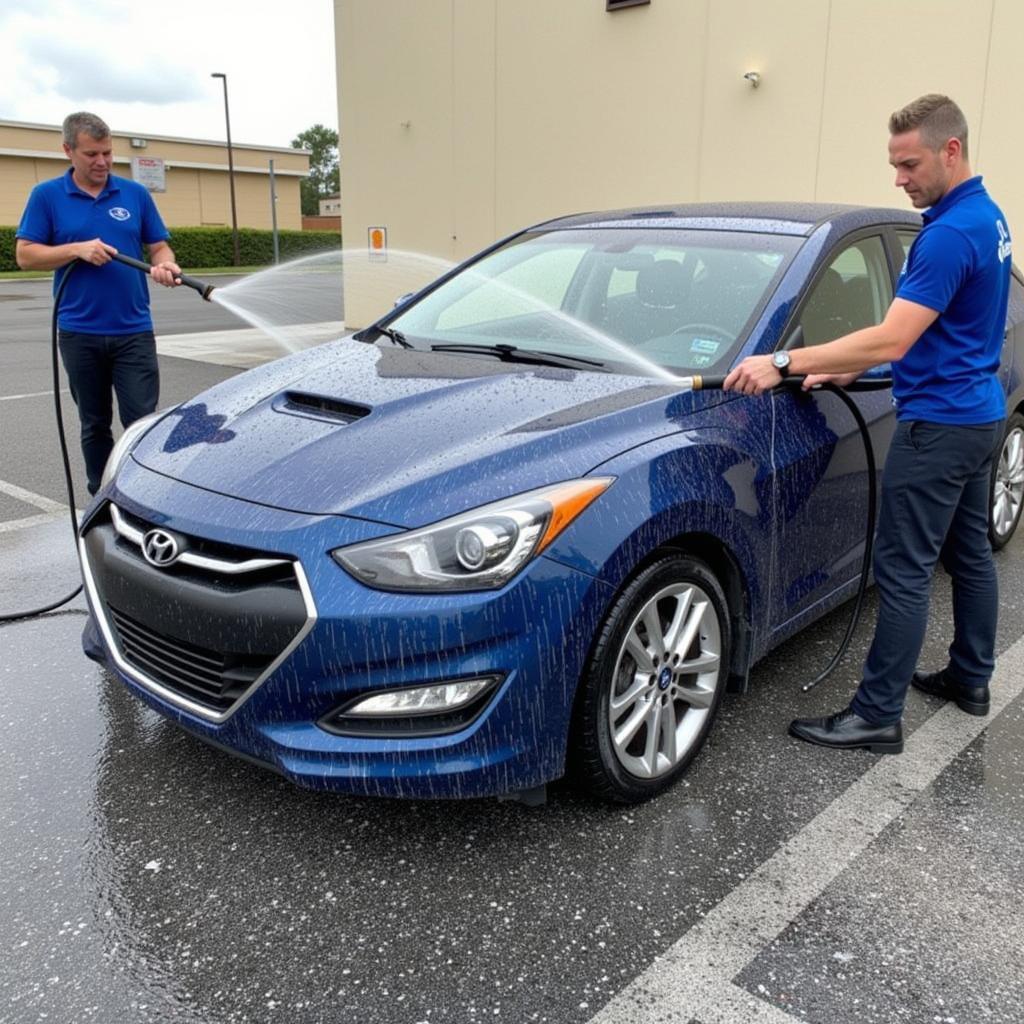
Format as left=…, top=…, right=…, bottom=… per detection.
left=911, top=668, right=990, bottom=716
left=789, top=706, right=903, bottom=753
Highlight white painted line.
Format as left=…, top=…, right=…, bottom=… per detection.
left=157, top=321, right=346, bottom=368
left=587, top=636, right=1024, bottom=1024
left=696, top=982, right=807, bottom=1024
left=0, top=478, right=66, bottom=514
left=0, top=388, right=70, bottom=403
left=0, top=511, right=67, bottom=534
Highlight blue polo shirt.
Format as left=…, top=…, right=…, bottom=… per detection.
left=893, top=176, right=1011, bottom=423
left=17, top=169, right=170, bottom=334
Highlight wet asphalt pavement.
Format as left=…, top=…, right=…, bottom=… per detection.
left=2, top=277, right=1024, bottom=1024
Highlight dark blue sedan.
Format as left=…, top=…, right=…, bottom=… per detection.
left=79, top=203, right=1024, bottom=802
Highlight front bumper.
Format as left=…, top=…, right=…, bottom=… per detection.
left=80, top=462, right=611, bottom=799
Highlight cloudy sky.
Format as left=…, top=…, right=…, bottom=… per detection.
left=0, top=0, right=338, bottom=149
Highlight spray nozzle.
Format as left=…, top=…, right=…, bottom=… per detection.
left=679, top=374, right=728, bottom=391
left=110, top=252, right=215, bottom=301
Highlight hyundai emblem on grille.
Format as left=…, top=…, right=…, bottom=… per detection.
left=142, top=529, right=180, bottom=567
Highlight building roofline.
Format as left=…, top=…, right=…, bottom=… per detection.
left=0, top=118, right=310, bottom=156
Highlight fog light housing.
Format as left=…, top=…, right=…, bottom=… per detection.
left=349, top=677, right=493, bottom=716
left=319, top=675, right=503, bottom=737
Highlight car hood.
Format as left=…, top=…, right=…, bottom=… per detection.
left=132, top=340, right=704, bottom=525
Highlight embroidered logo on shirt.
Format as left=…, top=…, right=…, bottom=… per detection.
left=109, top=207, right=131, bottom=221
left=997, top=219, right=1012, bottom=263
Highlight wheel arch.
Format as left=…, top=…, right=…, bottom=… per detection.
left=654, top=531, right=754, bottom=693
left=574, top=529, right=755, bottom=714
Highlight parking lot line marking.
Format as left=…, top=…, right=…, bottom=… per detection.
left=0, top=479, right=66, bottom=514
left=0, top=388, right=70, bottom=402
left=156, top=321, right=346, bottom=368
left=587, top=635, right=1024, bottom=1024
left=0, top=511, right=66, bottom=534
left=704, top=983, right=806, bottom=1023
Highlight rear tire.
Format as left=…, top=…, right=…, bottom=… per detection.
left=990, top=412, right=1024, bottom=550
left=570, top=553, right=731, bottom=803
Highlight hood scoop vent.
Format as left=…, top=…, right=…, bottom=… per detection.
left=274, top=391, right=372, bottom=425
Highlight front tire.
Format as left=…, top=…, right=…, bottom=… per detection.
left=571, top=553, right=731, bottom=803
left=990, top=412, right=1024, bottom=550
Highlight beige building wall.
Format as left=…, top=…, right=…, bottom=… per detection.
left=336, top=0, right=1024, bottom=327
left=0, top=120, right=310, bottom=231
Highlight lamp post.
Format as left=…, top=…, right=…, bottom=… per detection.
left=268, top=158, right=280, bottom=265
left=211, top=72, right=240, bottom=267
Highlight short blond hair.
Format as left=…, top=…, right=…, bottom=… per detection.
left=888, top=94, right=968, bottom=159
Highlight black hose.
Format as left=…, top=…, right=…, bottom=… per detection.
left=694, top=372, right=892, bottom=691
left=2, top=254, right=216, bottom=624
left=0, top=263, right=83, bottom=623
left=792, top=380, right=879, bottom=691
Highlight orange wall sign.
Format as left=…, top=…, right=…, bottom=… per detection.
left=368, top=226, right=387, bottom=262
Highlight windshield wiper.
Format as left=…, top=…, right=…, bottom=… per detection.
left=430, top=343, right=606, bottom=371
left=376, top=325, right=412, bottom=348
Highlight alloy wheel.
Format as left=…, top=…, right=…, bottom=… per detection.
left=607, top=581, right=723, bottom=779
left=992, top=421, right=1024, bottom=547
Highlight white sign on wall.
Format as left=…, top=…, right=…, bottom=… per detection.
left=131, top=157, right=166, bottom=193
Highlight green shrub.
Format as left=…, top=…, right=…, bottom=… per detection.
left=0, top=227, right=17, bottom=271
left=0, top=225, right=341, bottom=273
left=164, top=227, right=340, bottom=268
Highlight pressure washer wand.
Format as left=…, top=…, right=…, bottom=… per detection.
left=111, top=252, right=216, bottom=301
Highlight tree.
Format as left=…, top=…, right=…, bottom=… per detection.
left=291, top=124, right=340, bottom=217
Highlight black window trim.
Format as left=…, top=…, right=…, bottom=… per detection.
left=885, top=224, right=919, bottom=288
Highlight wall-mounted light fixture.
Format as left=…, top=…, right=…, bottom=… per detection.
left=130, top=137, right=148, bottom=148
left=743, top=71, right=762, bottom=88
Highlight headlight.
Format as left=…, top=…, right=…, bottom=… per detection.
left=100, top=410, right=165, bottom=489
left=332, top=477, right=614, bottom=592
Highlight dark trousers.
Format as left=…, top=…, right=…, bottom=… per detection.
left=58, top=330, right=159, bottom=495
left=851, top=418, right=1004, bottom=725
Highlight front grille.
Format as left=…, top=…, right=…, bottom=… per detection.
left=109, top=606, right=272, bottom=712
left=83, top=504, right=314, bottom=719
left=115, top=505, right=289, bottom=570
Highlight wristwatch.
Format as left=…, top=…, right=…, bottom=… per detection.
left=771, top=350, right=792, bottom=379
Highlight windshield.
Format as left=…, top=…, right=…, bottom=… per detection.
left=385, top=227, right=801, bottom=376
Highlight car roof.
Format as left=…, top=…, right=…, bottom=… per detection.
left=534, top=201, right=922, bottom=237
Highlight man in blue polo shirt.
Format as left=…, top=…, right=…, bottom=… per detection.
left=16, top=111, right=183, bottom=495
left=724, top=93, right=1012, bottom=752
